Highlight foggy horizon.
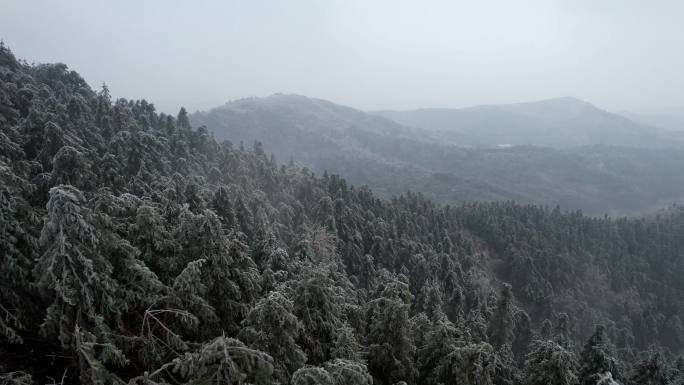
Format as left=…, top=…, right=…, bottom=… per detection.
left=3, top=0, right=684, bottom=115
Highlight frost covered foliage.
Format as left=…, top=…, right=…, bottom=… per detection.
left=3, top=44, right=684, bottom=384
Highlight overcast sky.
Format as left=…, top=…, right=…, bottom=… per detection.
left=3, top=0, right=683, bottom=114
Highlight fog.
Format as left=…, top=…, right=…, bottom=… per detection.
left=3, top=0, right=683, bottom=114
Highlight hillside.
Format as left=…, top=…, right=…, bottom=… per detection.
left=375, top=97, right=677, bottom=148
left=3, top=45, right=684, bottom=385
left=191, top=95, right=684, bottom=216
left=189, top=94, right=437, bottom=198
left=619, top=110, right=684, bottom=133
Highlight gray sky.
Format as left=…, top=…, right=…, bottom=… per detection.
left=3, top=0, right=683, bottom=114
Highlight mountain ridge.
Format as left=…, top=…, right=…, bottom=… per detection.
left=190, top=94, right=684, bottom=216
left=619, top=110, right=684, bottom=132
left=374, top=96, right=675, bottom=148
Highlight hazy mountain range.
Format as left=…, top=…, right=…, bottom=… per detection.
left=191, top=94, right=684, bottom=216
left=375, top=97, right=681, bottom=148
left=618, top=110, right=684, bottom=132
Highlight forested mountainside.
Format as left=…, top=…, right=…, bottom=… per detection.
left=375, top=97, right=677, bottom=148
left=4, top=45, right=684, bottom=385
left=191, top=94, right=684, bottom=216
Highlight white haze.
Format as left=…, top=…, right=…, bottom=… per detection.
left=2, top=0, right=683, bottom=115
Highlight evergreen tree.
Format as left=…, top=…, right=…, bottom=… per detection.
left=133, top=336, right=274, bottom=385
left=0, top=170, right=36, bottom=344
left=416, top=318, right=461, bottom=385
left=489, top=283, right=516, bottom=349
left=523, top=339, right=579, bottom=385
left=579, top=325, right=622, bottom=385
left=176, top=107, right=190, bottom=131
left=629, top=350, right=670, bottom=385
left=325, top=359, right=373, bottom=385
left=330, top=323, right=363, bottom=362
left=441, top=342, right=510, bottom=385
left=365, top=277, right=416, bottom=385
left=238, top=291, right=306, bottom=383
left=291, top=360, right=372, bottom=385
left=291, top=366, right=334, bottom=385
left=34, top=185, right=126, bottom=383
left=292, top=266, right=345, bottom=365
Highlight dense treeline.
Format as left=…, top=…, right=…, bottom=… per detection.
left=2, top=44, right=684, bottom=384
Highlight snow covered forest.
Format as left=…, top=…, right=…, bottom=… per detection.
left=3, top=44, right=684, bottom=384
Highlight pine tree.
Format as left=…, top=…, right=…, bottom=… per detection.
left=133, top=336, right=274, bottom=385
left=523, top=339, right=578, bottom=385
left=176, top=107, right=190, bottom=131
left=441, top=342, right=509, bottom=385
left=579, top=325, right=622, bottom=385
left=0, top=167, right=36, bottom=344
left=554, top=313, right=573, bottom=349
left=629, top=350, right=670, bottom=385
left=50, top=146, right=90, bottom=188
left=291, top=366, right=334, bottom=385
left=416, top=318, right=461, bottom=385
left=365, top=277, right=416, bottom=385
left=238, top=291, right=306, bottom=383
left=290, top=360, right=373, bottom=385
left=512, top=310, right=532, bottom=363
left=670, top=356, right=684, bottom=385
left=129, top=202, right=176, bottom=274
left=174, top=208, right=260, bottom=333
left=34, top=185, right=126, bottom=383
left=330, top=324, right=363, bottom=362
left=417, top=279, right=445, bottom=321
left=489, top=283, right=516, bottom=349
left=292, top=266, right=345, bottom=365
left=325, top=359, right=373, bottom=385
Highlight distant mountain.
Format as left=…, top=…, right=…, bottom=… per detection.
left=190, top=94, right=439, bottom=197
left=191, top=94, right=684, bottom=215
left=619, top=110, right=684, bottom=132
left=189, top=93, right=430, bottom=162
left=375, top=97, right=678, bottom=148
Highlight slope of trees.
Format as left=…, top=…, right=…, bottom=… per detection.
left=191, top=94, right=684, bottom=216
left=2, top=44, right=684, bottom=384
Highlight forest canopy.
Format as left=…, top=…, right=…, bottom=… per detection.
left=2, top=44, right=684, bottom=384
